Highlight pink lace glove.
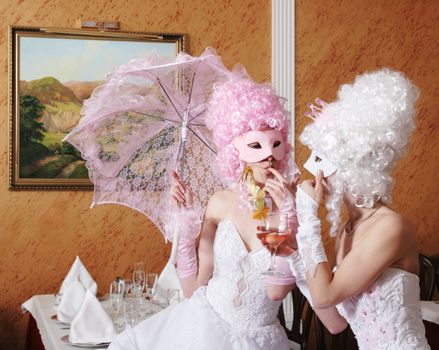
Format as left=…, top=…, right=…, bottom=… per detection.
left=295, top=186, right=327, bottom=275
left=266, top=256, right=296, bottom=285
left=165, top=207, right=201, bottom=279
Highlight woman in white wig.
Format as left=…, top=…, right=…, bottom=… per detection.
left=269, top=69, right=430, bottom=349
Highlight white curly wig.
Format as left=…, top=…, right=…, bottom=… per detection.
left=300, top=68, right=419, bottom=236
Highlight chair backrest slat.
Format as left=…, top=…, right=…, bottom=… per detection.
left=419, top=254, right=437, bottom=301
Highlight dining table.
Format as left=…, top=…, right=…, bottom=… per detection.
left=22, top=294, right=165, bottom=350
left=420, top=300, right=439, bottom=349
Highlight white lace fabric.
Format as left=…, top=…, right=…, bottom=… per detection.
left=206, top=220, right=288, bottom=327
left=82, top=127, right=225, bottom=237
left=108, top=219, right=290, bottom=350
left=205, top=219, right=288, bottom=348
left=336, top=268, right=430, bottom=350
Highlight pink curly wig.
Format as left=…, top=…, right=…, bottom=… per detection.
left=206, top=76, right=291, bottom=181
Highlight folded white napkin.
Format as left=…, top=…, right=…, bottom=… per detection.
left=155, top=261, right=184, bottom=304
left=57, top=277, right=87, bottom=323
left=69, top=289, right=117, bottom=344
left=58, top=256, right=97, bottom=299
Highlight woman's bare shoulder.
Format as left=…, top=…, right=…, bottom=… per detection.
left=206, top=188, right=238, bottom=219
left=367, top=207, right=416, bottom=245
left=208, top=188, right=236, bottom=206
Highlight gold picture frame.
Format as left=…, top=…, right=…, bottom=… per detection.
left=9, top=26, right=185, bottom=190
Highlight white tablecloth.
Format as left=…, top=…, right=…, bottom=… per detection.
left=420, top=301, right=439, bottom=325
left=23, top=295, right=74, bottom=350
left=22, top=295, right=164, bottom=350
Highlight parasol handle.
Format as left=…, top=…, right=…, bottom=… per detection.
left=181, top=109, right=189, bottom=141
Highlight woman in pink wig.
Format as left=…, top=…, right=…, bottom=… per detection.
left=110, top=68, right=302, bottom=350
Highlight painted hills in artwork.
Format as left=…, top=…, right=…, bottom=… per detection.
left=19, top=76, right=158, bottom=180
left=64, top=80, right=103, bottom=102
left=20, top=77, right=102, bottom=133
left=19, top=77, right=102, bottom=179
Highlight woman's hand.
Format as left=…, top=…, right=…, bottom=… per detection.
left=299, top=170, right=326, bottom=205
left=263, top=168, right=299, bottom=209
left=170, top=171, right=193, bottom=208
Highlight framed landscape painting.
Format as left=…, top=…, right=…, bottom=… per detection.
left=9, top=26, right=185, bottom=190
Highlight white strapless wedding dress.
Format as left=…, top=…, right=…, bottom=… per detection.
left=336, top=267, right=430, bottom=349
left=108, top=219, right=290, bottom=350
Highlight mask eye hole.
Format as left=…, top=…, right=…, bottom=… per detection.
left=248, top=142, right=262, bottom=149
left=315, top=156, right=322, bottom=162
left=273, top=140, right=282, bottom=148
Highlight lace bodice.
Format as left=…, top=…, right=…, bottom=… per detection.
left=204, top=219, right=287, bottom=347
left=336, top=268, right=430, bottom=349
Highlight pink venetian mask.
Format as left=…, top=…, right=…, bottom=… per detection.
left=233, top=129, right=287, bottom=163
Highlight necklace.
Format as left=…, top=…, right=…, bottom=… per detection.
left=345, top=205, right=381, bottom=235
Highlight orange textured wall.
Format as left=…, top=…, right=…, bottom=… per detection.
left=295, top=0, right=439, bottom=260
left=2, top=0, right=438, bottom=348
left=0, top=1, right=271, bottom=348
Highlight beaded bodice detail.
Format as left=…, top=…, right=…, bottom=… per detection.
left=204, top=219, right=286, bottom=347
left=336, top=268, right=430, bottom=350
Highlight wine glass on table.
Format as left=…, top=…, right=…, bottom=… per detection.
left=166, top=288, right=181, bottom=306
left=261, top=212, right=289, bottom=276
left=123, top=297, right=140, bottom=327
left=145, top=273, right=158, bottom=301
left=142, top=273, right=159, bottom=315
left=110, top=280, right=125, bottom=329
left=134, top=261, right=144, bottom=272
left=132, top=264, right=146, bottom=304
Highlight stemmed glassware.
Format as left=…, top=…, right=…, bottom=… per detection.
left=123, top=297, right=140, bottom=327
left=145, top=273, right=158, bottom=301
left=261, top=212, right=288, bottom=276
left=134, top=261, right=144, bottom=272
left=132, top=262, right=146, bottom=304
left=166, top=288, right=180, bottom=306
left=109, top=263, right=161, bottom=326
left=109, top=280, right=125, bottom=329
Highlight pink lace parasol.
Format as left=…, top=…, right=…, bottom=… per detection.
left=64, top=48, right=233, bottom=238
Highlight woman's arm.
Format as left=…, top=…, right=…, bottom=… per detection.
left=297, top=175, right=407, bottom=309
left=306, top=215, right=405, bottom=308
left=311, top=229, right=348, bottom=334
left=266, top=284, right=295, bottom=301
left=286, top=247, right=348, bottom=334
left=314, top=307, right=348, bottom=334
left=169, top=171, right=218, bottom=298
left=179, top=212, right=216, bottom=297
left=178, top=193, right=222, bottom=298
left=266, top=255, right=296, bottom=301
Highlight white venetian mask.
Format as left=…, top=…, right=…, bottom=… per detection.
left=303, top=151, right=338, bottom=177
